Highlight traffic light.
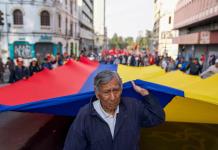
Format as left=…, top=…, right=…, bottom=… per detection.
left=0, top=11, right=4, bottom=26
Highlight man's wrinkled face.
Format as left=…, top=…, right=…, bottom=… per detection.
left=95, top=78, right=122, bottom=113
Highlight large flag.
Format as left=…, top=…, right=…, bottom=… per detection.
left=0, top=57, right=218, bottom=124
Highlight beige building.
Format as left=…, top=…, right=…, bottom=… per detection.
left=153, top=0, right=179, bottom=59
left=0, top=0, right=80, bottom=62
left=94, top=0, right=107, bottom=51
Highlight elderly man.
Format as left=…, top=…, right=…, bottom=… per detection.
left=64, top=70, right=165, bottom=150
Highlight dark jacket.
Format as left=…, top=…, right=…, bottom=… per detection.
left=29, top=65, right=41, bottom=76
left=14, top=66, right=29, bottom=81
left=189, top=63, right=201, bottom=75
left=63, top=94, right=165, bottom=150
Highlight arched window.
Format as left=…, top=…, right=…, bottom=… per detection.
left=40, top=11, right=50, bottom=26
left=13, top=9, right=23, bottom=25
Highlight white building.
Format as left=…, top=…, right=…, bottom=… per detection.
left=94, top=0, right=107, bottom=51
left=0, top=0, right=79, bottom=62
left=78, top=0, right=94, bottom=52
left=153, top=0, right=179, bottom=59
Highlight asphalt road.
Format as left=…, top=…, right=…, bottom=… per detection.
left=0, top=111, right=53, bottom=150
left=20, top=117, right=218, bottom=150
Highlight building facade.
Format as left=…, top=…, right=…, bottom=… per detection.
left=153, top=0, right=161, bottom=51
left=153, top=0, right=179, bottom=59
left=94, top=0, right=107, bottom=51
left=78, top=0, right=94, bottom=52
left=0, top=0, right=79, bottom=63
left=173, top=0, right=218, bottom=67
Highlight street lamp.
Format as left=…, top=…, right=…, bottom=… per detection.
left=164, top=32, right=167, bottom=56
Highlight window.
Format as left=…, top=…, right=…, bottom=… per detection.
left=13, top=9, right=23, bottom=25
left=168, top=16, right=171, bottom=24
left=40, top=11, right=50, bottom=26
left=70, top=0, right=73, bottom=14
left=58, top=14, right=61, bottom=28
left=65, top=0, right=68, bottom=6
left=70, top=22, right=73, bottom=36
left=65, top=18, right=68, bottom=35
left=75, top=0, right=77, bottom=12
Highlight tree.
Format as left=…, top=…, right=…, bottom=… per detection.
left=108, top=34, right=128, bottom=49
left=136, top=36, right=147, bottom=50
left=109, top=33, right=119, bottom=49
left=135, top=30, right=153, bottom=50
left=125, top=37, right=134, bottom=47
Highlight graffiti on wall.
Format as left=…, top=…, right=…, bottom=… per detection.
left=14, top=44, right=32, bottom=59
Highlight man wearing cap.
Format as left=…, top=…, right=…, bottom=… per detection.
left=200, top=59, right=218, bottom=79
left=63, top=70, right=165, bottom=150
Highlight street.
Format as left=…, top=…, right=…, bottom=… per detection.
left=0, top=111, right=53, bottom=150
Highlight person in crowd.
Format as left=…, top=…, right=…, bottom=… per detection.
left=166, top=57, right=176, bottom=72
left=0, top=57, right=4, bottom=83
left=29, top=58, right=41, bottom=76
left=5, top=57, right=15, bottom=83
left=113, top=55, right=120, bottom=65
left=209, top=54, right=216, bottom=66
left=14, top=57, right=29, bottom=81
left=200, top=54, right=206, bottom=65
left=121, top=54, right=127, bottom=65
left=188, top=58, right=202, bottom=75
left=129, top=54, right=136, bottom=66
left=143, top=54, right=149, bottom=66
left=148, top=54, right=154, bottom=65
left=42, top=55, right=53, bottom=70
left=56, top=52, right=63, bottom=66
left=200, top=59, right=218, bottom=79
left=161, top=57, right=168, bottom=71
left=63, top=52, right=70, bottom=64
left=176, top=57, right=189, bottom=72
left=63, top=70, right=165, bottom=150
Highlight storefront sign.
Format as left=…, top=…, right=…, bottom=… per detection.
left=18, top=37, right=26, bottom=41
left=40, top=35, right=52, bottom=41
left=200, top=31, right=210, bottom=44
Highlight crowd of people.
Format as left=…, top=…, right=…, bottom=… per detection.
left=0, top=49, right=218, bottom=84
left=0, top=52, right=73, bottom=83
left=92, top=50, right=218, bottom=78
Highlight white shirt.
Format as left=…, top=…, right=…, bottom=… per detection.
left=93, top=100, right=119, bottom=138
left=200, top=65, right=218, bottom=78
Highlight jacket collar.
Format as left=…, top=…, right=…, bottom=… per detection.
left=89, top=96, right=128, bottom=138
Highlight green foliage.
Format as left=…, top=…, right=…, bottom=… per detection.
left=109, top=33, right=134, bottom=49
left=108, top=31, right=153, bottom=50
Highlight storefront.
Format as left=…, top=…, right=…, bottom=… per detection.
left=35, top=42, right=54, bottom=61
left=8, top=34, right=67, bottom=62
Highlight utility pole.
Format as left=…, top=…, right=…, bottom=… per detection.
left=103, top=0, right=107, bottom=50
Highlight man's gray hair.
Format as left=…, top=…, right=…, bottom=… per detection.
left=94, top=70, right=122, bottom=91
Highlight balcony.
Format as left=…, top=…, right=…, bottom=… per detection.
left=82, top=5, right=93, bottom=19
left=84, top=0, right=93, bottom=10
left=173, top=31, right=218, bottom=44
left=174, top=0, right=218, bottom=29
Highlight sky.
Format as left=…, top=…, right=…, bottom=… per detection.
left=106, top=0, right=154, bottom=39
